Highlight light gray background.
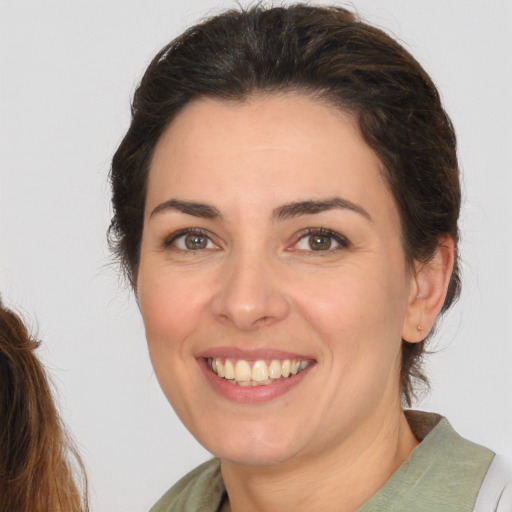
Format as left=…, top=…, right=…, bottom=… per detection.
left=1, top=1, right=511, bottom=510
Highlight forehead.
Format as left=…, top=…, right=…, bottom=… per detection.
left=146, top=93, right=396, bottom=223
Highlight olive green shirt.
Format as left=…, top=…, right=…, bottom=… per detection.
left=150, top=411, right=495, bottom=512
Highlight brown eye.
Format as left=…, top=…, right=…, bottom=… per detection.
left=294, top=228, right=349, bottom=253
left=184, top=233, right=208, bottom=250
left=308, top=234, right=332, bottom=251
left=166, top=230, right=217, bottom=251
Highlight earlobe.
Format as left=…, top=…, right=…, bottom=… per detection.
left=402, top=236, right=455, bottom=343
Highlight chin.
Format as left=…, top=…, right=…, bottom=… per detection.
left=197, top=420, right=307, bottom=466
left=214, top=442, right=302, bottom=467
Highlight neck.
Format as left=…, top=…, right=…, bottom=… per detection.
left=220, top=406, right=418, bottom=512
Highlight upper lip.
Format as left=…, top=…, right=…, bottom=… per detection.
left=196, top=347, right=315, bottom=361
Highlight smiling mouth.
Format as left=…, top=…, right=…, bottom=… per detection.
left=207, top=357, right=313, bottom=386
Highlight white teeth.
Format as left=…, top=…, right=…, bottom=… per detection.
left=234, top=360, right=252, bottom=382
left=208, top=357, right=312, bottom=385
left=281, top=359, right=291, bottom=378
left=224, top=359, right=235, bottom=380
left=215, top=358, right=225, bottom=378
left=251, top=360, right=269, bottom=382
left=269, top=360, right=282, bottom=379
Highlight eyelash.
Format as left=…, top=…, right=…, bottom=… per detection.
left=162, top=227, right=350, bottom=253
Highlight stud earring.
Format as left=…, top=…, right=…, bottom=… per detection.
left=417, top=325, right=423, bottom=332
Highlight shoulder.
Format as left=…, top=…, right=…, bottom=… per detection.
left=149, top=458, right=225, bottom=512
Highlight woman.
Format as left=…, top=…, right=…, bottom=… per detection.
left=109, top=5, right=510, bottom=511
left=0, top=298, right=89, bottom=512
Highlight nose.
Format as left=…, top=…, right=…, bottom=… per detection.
left=211, top=250, right=290, bottom=331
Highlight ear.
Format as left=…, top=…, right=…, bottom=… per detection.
left=402, top=236, right=455, bottom=343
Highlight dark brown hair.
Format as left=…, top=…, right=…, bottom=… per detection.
left=109, top=4, right=461, bottom=405
left=0, top=302, right=88, bottom=512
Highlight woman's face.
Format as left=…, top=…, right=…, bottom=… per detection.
left=137, top=94, right=418, bottom=466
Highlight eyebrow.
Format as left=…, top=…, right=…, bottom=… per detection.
left=149, top=197, right=371, bottom=222
left=150, top=199, right=222, bottom=219
left=272, top=197, right=372, bottom=222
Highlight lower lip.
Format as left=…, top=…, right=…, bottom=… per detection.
left=198, top=358, right=314, bottom=403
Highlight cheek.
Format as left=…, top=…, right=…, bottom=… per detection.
left=137, top=269, right=211, bottom=352
left=291, top=264, right=407, bottom=374
left=137, top=269, right=212, bottom=420
left=294, top=267, right=405, bottom=334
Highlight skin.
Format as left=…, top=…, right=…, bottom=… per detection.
left=136, top=94, right=454, bottom=512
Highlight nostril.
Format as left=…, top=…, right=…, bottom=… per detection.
left=254, top=315, right=273, bottom=327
